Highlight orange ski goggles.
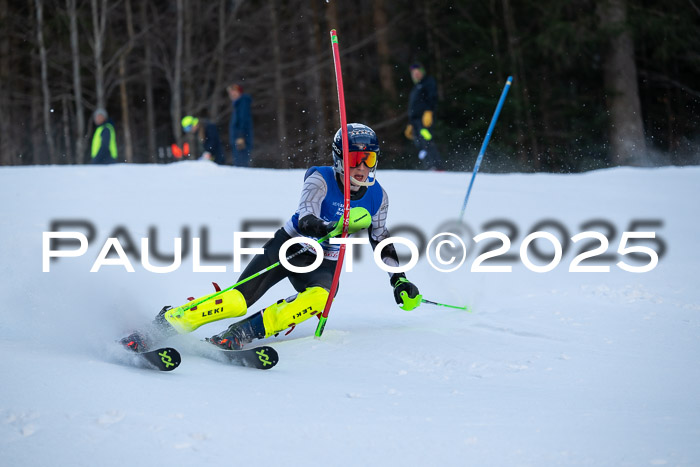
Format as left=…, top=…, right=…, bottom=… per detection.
left=348, top=151, right=377, bottom=168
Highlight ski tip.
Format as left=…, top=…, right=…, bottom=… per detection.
left=204, top=344, right=279, bottom=370
left=252, top=346, right=278, bottom=370
left=150, top=347, right=181, bottom=371
left=125, top=346, right=181, bottom=372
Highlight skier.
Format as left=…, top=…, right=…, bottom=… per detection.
left=122, top=123, right=422, bottom=351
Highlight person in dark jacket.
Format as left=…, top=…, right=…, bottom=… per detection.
left=181, top=116, right=225, bottom=165
left=91, top=108, right=118, bottom=164
left=227, top=83, right=253, bottom=167
left=404, top=63, right=441, bottom=169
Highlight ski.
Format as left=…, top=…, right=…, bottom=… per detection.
left=202, top=344, right=279, bottom=370
left=125, top=347, right=182, bottom=372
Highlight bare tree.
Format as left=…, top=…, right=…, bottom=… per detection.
left=118, top=0, right=135, bottom=163
left=325, top=0, right=339, bottom=31
left=373, top=0, right=398, bottom=119
left=423, top=0, right=444, bottom=102
left=0, top=0, right=693, bottom=170
left=90, top=0, right=108, bottom=109
left=35, top=0, right=56, bottom=164
left=209, top=0, right=228, bottom=121
left=61, top=95, right=72, bottom=163
left=0, top=0, right=12, bottom=165
left=502, top=0, right=539, bottom=169
left=139, top=0, right=156, bottom=161
left=598, top=0, right=647, bottom=165
left=182, top=0, right=194, bottom=114
left=269, top=0, right=288, bottom=166
left=67, top=0, right=86, bottom=164
left=305, top=0, right=328, bottom=162
left=170, top=0, right=184, bottom=146
left=324, top=0, right=340, bottom=138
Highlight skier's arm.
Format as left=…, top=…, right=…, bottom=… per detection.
left=295, top=172, right=372, bottom=238
left=368, top=188, right=399, bottom=270
left=296, top=172, right=335, bottom=238
left=369, top=188, right=421, bottom=310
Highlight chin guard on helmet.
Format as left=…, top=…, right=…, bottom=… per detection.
left=332, top=123, right=379, bottom=187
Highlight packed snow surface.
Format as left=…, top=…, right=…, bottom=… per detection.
left=1, top=162, right=699, bottom=466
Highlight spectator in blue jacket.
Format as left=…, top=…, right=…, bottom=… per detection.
left=181, top=116, right=225, bottom=165
left=227, top=83, right=253, bottom=167
left=404, top=63, right=441, bottom=169
left=91, top=108, right=118, bottom=164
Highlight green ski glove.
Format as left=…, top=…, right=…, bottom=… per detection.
left=393, top=277, right=422, bottom=311
left=329, top=207, right=372, bottom=238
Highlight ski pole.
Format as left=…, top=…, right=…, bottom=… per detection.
left=316, top=29, right=350, bottom=339
left=459, top=76, right=513, bottom=221
left=176, top=232, right=333, bottom=314
left=421, top=298, right=471, bottom=312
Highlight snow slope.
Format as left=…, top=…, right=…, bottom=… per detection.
left=1, top=162, right=699, bottom=466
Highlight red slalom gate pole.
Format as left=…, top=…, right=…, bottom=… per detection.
left=315, top=29, right=349, bottom=338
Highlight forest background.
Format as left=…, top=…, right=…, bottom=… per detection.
left=1, top=0, right=698, bottom=172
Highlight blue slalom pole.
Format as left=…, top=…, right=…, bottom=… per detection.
left=459, top=76, right=513, bottom=220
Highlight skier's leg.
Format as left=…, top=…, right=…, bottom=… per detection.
left=208, top=251, right=335, bottom=349
left=160, top=229, right=295, bottom=335
left=161, top=287, right=248, bottom=334
left=208, top=286, right=329, bottom=349
left=260, top=286, right=329, bottom=337
left=234, top=228, right=296, bottom=306
left=255, top=257, right=335, bottom=338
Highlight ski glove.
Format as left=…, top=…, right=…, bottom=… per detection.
left=404, top=124, right=414, bottom=140
left=328, top=207, right=372, bottom=238
left=393, top=277, right=422, bottom=311
left=422, top=110, right=433, bottom=128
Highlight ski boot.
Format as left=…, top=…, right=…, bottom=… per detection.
left=119, top=330, right=150, bottom=352
left=207, top=312, right=265, bottom=350
left=152, top=305, right=179, bottom=339
left=119, top=306, right=178, bottom=352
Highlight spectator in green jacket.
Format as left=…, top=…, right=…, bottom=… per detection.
left=91, top=108, right=118, bottom=164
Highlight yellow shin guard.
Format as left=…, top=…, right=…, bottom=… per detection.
left=261, top=287, right=329, bottom=337
left=164, top=288, right=248, bottom=334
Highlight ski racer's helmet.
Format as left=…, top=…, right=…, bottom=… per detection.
left=332, top=123, right=379, bottom=187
